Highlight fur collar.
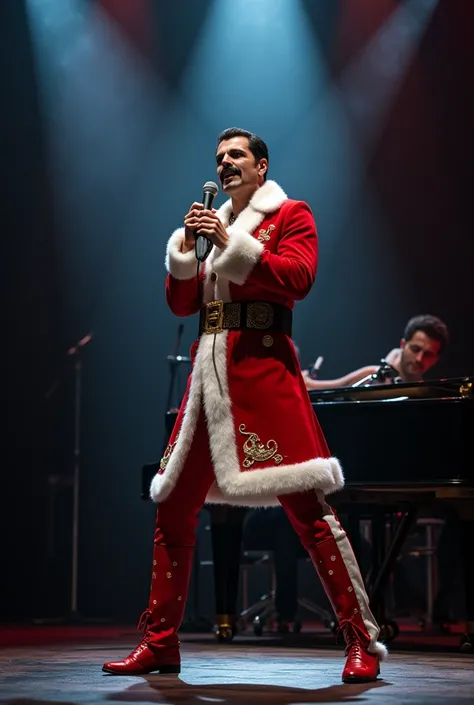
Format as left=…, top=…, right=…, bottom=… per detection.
left=216, top=180, right=288, bottom=227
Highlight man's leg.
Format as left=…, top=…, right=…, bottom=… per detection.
left=103, top=411, right=215, bottom=675
left=279, top=490, right=387, bottom=683
left=209, top=505, right=246, bottom=640
left=273, top=509, right=299, bottom=628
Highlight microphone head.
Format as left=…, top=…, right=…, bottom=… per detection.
left=203, top=180, right=219, bottom=196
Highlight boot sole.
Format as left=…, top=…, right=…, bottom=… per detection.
left=102, top=664, right=180, bottom=675
left=343, top=675, right=378, bottom=683
left=342, top=670, right=379, bottom=684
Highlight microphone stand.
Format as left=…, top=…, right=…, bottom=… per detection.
left=36, top=334, right=108, bottom=624
left=165, top=324, right=188, bottom=413
left=69, top=338, right=86, bottom=619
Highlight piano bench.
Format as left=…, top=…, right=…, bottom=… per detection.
left=237, top=551, right=277, bottom=635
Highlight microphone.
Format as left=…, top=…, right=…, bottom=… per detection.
left=67, top=332, right=93, bottom=356
left=195, top=181, right=219, bottom=263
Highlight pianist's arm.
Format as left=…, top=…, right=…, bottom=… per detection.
left=302, top=365, right=379, bottom=390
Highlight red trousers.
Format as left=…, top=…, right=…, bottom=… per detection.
left=146, top=411, right=381, bottom=661
left=154, top=411, right=337, bottom=548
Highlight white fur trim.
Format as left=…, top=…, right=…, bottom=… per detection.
left=205, top=181, right=288, bottom=292
left=248, top=180, right=288, bottom=215
left=150, top=331, right=344, bottom=505
left=214, top=180, right=288, bottom=226
left=149, top=348, right=203, bottom=503
left=327, top=458, right=345, bottom=495
left=212, top=229, right=264, bottom=286
left=202, top=245, right=231, bottom=304
left=165, top=228, right=197, bottom=280
left=373, top=642, right=388, bottom=661
left=201, top=333, right=343, bottom=502
left=205, top=482, right=281, bottom=507
left=215, top=199, right=233, bottom=225
left=173, top=180, right=288, bottom=295
left=324, top=513, right=382, bottom=654
left=212, top=457, right=342, bottom=502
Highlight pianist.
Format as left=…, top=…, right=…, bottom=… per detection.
left=303, top=314, right=449, bottom=390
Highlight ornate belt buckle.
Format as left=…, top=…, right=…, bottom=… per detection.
left=204, top=300, right=224, bottom=334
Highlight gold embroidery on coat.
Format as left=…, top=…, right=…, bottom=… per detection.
left=160, top=433, right=179, bottom=471
left=258, top=224, right=275, bottom=242
left=239, top=424, right=283, bottom=468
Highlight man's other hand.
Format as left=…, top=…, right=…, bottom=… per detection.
left=194, top=210, right=229, bottom=249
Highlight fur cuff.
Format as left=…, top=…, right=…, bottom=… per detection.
left=212, top=228, right=264, bottom=285
left=325, top=458, right=345, bottom=495
left=165, top=228, right=197, bottom=280
left=372, top=642, right=389, bottom=661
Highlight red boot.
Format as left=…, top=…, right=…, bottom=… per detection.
left=307, top=520, right=387, bottom=683
left=102, top=545, right=194, bottom=675
left=340, top=619, right=383, bottom=683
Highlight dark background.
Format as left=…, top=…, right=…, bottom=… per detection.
left=1, top=0, right=472, bottom=622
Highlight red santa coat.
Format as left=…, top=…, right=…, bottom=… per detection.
left=150, top=180, right=344, bottom=506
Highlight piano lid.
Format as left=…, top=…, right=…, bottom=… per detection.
left=309, top=376, right=473, bottom=404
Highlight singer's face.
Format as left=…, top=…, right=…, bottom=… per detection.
left=216, top=136, right=267, bottom=194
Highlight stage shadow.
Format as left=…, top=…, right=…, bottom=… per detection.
left=105, top=676, right=389, bottom=704
left=2, top=701, right=75, bottom=705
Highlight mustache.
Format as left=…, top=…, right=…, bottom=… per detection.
left=221, top=166, right=241, bottom=182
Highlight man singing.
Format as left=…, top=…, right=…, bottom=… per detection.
left=102, top=128, right=387, bottom=682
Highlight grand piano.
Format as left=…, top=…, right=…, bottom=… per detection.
left=309, top=375, right=473, bottom=648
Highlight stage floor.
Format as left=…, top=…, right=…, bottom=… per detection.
left=0, top=629, right=473, bottom=705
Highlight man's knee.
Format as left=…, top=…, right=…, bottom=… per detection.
left=154, top=505, right=200, bottom=546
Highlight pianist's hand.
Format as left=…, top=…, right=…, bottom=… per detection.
left=301, top=369, right=314, bottom=390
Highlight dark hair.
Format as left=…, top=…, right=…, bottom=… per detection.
left=217, top=127, right=269, bottom=180
left=403, top=314, right=449, bottom=351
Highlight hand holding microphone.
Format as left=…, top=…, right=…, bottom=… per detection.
left=183, top=181, right=226, bottom=262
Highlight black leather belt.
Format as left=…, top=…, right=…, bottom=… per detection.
left=199, top=300, right=292, bottom=336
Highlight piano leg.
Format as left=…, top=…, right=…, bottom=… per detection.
left=368, top=509, right=383, bottom=597
left=459, top=515, right=474, bottom=651
left=347, top=512, right=362, bottom=566
left=369, top=505, right=418, bottom=639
